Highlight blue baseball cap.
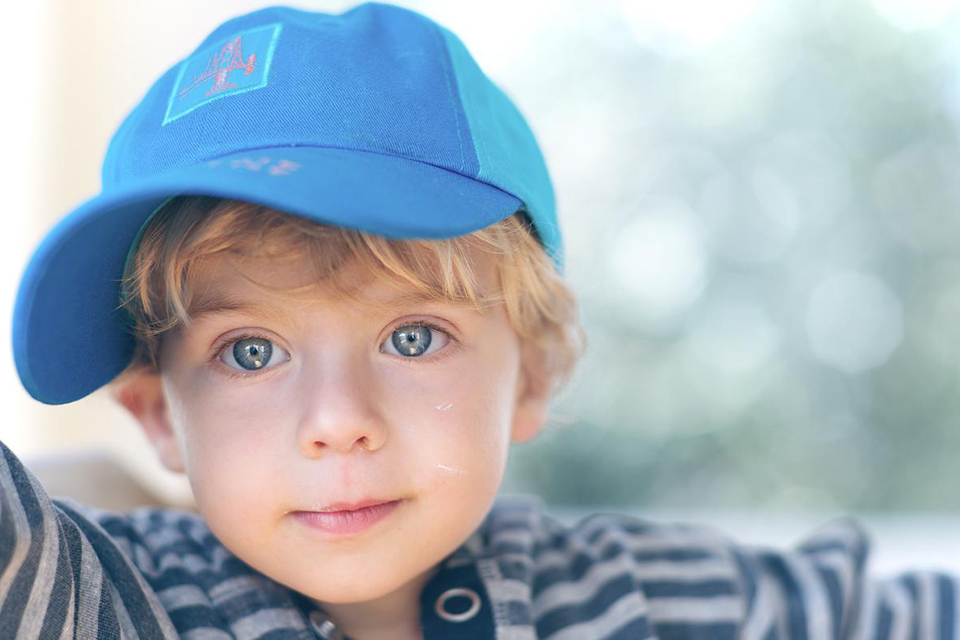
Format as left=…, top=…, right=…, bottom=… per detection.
left=12, top=2, right=561, bottom=405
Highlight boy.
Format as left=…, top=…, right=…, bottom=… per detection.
left=2, top=3, right=957, bottom=639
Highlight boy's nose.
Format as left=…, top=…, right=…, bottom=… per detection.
left=295, top=364, right=389, bottom=457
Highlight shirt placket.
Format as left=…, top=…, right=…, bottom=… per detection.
left=303, top=561, right=496, bottom=640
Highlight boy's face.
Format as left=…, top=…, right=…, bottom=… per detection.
left=115, top=246, right=548, bottom=609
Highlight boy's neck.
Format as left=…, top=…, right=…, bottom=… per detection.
left=311, top=564, right=441, bottom=640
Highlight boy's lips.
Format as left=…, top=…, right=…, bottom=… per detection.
left=292, top=499, right=405, bottom=535
left=313, top=498, right=400, bottom=513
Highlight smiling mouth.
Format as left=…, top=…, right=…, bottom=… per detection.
left=292, top=500, right=404, bottom=535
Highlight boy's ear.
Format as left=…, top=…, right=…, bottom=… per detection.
left=511, top=342, right=552, bottom=443
left=110, top=371, right=185, bottom=473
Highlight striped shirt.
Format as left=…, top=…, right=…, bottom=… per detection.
left=2, top=439, right=958, bottom=640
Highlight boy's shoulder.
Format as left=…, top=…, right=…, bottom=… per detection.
left=52, top=496, right=260, bottom=580
left=53, top=498, right=210, bottom=546
left=476, top=494, right=869, bottom=567
left=465, top=495, right=873, bottom=639
left=50, top=496, right=310, bottom=623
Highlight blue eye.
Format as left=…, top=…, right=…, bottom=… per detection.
left=384, top=323, right=449, bottom=358
left=220, top=336, right=290, bottom=372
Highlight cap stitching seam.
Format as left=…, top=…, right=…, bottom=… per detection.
left=431, top=25, right=467, bottom=174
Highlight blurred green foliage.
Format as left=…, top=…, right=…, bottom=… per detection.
left=500, top=0, right=960, bottom=511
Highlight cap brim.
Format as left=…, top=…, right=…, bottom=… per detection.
left=14, top=146, right=522, bottom=404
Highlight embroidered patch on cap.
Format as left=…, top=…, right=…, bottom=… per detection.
left=163, top=23, right=282, bottom=126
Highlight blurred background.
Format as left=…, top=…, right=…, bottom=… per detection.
left=3, top=0, right=960, bottom=573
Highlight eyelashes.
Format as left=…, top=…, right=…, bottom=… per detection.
left=379, top=320, right=452, bottom=359
left=211, top=319, right=459, bottom=379
left=221, top=335, right=290, bottom=373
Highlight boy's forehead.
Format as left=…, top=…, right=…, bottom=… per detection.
left=188, top=279, right=450, bottom=320
left=186, top=246, right=500, bottom=320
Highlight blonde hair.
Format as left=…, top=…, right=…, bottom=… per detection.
left=118, top=195, right=587, bottom=400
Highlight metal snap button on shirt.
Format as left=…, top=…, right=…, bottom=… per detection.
left=435, top=587, right=482, bottom=622
left=420, top=561, right=495, bottom=638
left=309, top=610, right=346, bottom=640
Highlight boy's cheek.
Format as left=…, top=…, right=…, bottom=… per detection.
left=171, top=401, right=286, bottom=507
left=415, top=433, right=508, bottom=503
left=184, top=441, right=293, bottom=535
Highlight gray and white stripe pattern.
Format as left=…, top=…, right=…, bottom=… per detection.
left=2, top=440, right=959, bottom=639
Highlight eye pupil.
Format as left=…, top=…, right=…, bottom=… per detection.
left=233, top=338, right=272, bottom=370
left=392, top=324, right=432, bottom=356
